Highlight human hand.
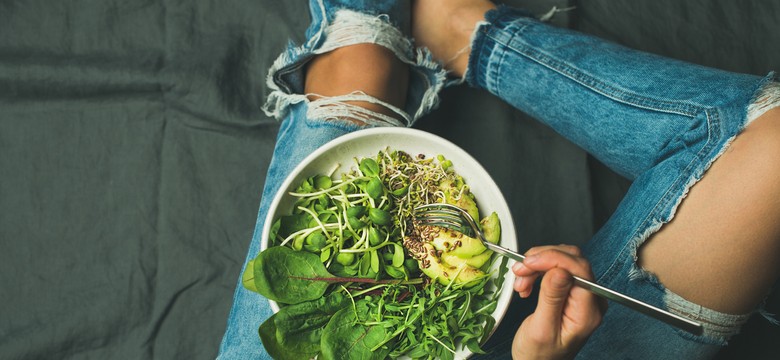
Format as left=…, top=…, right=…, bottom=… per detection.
left=511, top=246, right=606, bottom=360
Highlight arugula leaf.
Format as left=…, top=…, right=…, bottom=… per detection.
left=252, top=246, right=333, bottom=304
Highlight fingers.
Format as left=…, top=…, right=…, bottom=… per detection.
left=526, top=244, right=583, bottom=258
left=512, top=246, right=593, bottom=298
left=511, top=245, right=605, bottom=359
left=533, top=267, right=575, bottom=332
left=522, top=247, right=594, bottom=279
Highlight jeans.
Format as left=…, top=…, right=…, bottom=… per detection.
left=218, top=3, right=779, bottom=359
left=469, top=7, right=778, bottom=360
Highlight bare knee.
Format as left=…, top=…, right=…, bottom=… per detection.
left=303, top=44, right=410, bottom=126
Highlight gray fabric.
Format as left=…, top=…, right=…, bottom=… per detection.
left=0, top=1, right=283, bottom=358
left=0, top=0, right=776, bottom=359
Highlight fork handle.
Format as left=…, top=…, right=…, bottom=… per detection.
left=482, top=242, right=703, bottom=335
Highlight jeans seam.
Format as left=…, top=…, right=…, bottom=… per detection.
left=483, top=30, right=503, bottom=98
left=469, top=27, right=493, bottom=90
left=658, top=108, right=722, bottom=224
left=487, top=21, right=706, bottom=118
left=597, top=108, right=720, bottom=283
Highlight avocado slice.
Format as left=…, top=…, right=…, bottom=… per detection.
left=405, top=240, right=485, bottom=286
left=440, top=179, right=480, bottom=222
left=427, top=212, right=501, bottom=258
left=429, top=228, right=487, bottom=258
left=480, top=212, right=501, bottom=244
left=421, top=243, right=485, bottom=286
left=437, top=212, right=501, bottom=269
left=441, top=250, right=492, bottom=269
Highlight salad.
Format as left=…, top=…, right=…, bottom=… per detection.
left=243, top=148, right=507, bottom=360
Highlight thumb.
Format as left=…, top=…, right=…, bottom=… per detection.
left=534, top=267, right=574, bottom=329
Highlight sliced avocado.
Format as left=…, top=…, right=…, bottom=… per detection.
left=418, top=243, right=485, bottom=286
left=434, top=213, right=500, bottom=269
left=429, top=228, right=487, bottom=258
left=480, top=212, right=501, bottom=244
left=440, top=179, right=480, bottom=222
left=441, top=250, right=492, bottom=269
left=405, top=239, right=485, bottom=286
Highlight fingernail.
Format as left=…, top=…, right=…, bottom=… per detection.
left=514, top=276, right=524, bottom=290
left=524, top=254, right=539, bottom=264
left=512, top=262, right=524, bottom=272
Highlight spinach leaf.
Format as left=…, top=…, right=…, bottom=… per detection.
left=253, top=246, right=333, bottom=304
left=274, top=292, right=350, bottom=355
left=320, top=302, right=391, bottom=360
left=258, top=313, right=319, bottom=360
left=241, top=259, right=258, bottom=292
left=277, top=214, right=313, bottom=239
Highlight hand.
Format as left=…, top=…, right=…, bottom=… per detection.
left=511, top=246, right=606, bottom=360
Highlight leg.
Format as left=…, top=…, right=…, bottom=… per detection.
left=305, top=44, right=409, bottom=122
left=218, top=2, right=446, bottom=358
left=638, top=108, right=780, bottom=314
left=414, top=1, right=780, bottom=358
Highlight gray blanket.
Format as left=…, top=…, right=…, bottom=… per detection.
left=1, top=0, right=776, bottom=358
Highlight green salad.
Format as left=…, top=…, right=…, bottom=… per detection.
left=243, top=148, right=507, bottom=360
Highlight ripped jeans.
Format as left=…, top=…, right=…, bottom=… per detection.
left=218, top=4, right=780, bottom=360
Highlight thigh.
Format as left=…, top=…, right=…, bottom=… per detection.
left=638, top=108, right=780, bottom=314
left=580, top=106, right=780, bottom=359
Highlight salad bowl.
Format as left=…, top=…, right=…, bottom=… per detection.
left=259, top=127, right=518, bottom=358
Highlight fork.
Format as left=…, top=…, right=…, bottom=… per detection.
left=414, top=203, right=703, bottom=335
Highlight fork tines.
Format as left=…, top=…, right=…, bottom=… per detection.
left=413, top=203, right=476, bottom=236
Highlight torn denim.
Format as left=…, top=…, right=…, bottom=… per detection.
left=218, top=2, right=447, bottom=359
left=263, top=8, right=446, bottom=127
left=466, top=6, right=779, bottom=359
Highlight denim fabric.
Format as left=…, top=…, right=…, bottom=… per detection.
left=217, top=1, right=444, bottom=359
left=217, top=103, right=365, bottom=360
left=467, top=7, right=776, bottom=359
left=219, top=3, right=778, bottom=360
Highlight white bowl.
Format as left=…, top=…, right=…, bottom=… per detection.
left=260, top=127, right=517, bottom=358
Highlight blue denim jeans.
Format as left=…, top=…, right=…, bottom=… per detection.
left=467, top=7, right=778, bottom=359
left=218, top=3, right=779, bottom=359
left=218, top=2, right=448, bottom=359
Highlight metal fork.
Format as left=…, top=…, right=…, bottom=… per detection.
left=414, top=203, right=703, bottom=335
